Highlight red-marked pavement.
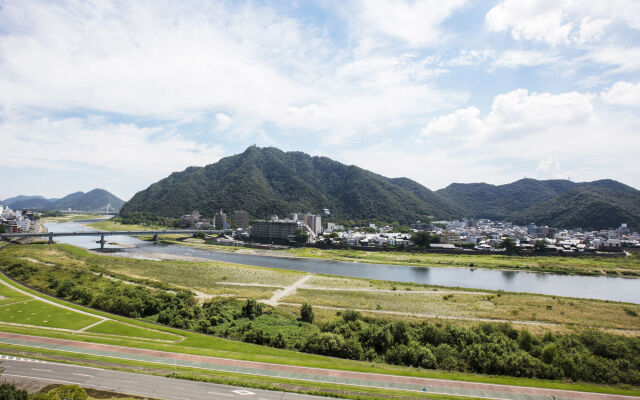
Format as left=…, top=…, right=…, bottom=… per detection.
left=0, top=332, right=637, bottom=400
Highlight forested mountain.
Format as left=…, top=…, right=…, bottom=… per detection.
left=511, top=184, right=640, bottom=229
left=2, top=189, right=124, bottom=212
left=120, top=146, right=462, bottom=223
left=437, top=179, right=640, bottom=229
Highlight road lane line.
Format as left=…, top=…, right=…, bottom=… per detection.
left=31, top=368, right=53, bottom=372
left=72, top=373, right=94, bottom=377
left=207, top=392, right=234, bottom=397
left=2, top=373, right=81, bottom=385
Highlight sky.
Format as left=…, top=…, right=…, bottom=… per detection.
left=1, top=0, right=639, bottom=201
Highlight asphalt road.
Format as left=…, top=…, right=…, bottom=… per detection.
left=0, top=355, right=329, bottom=400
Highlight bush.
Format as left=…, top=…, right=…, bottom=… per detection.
left=300, top=302, right=314, bottom=323
left=241, top=299, right=263, bottom=320
left=0, top=383, right=27, bottom=400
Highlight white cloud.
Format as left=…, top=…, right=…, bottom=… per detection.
left=486, top=0, right=573, bottom=46
left=485, top=89, right=594, bottom=133
left=587, top=47, right=640, bottom=73
left=423, top=89, right=594, bottom=139
left=577, top=17, right=611, bottom=44
left=449, top=50, right=495, bottom=67
left=535, top=157, right=563, bottom=178
left=421, top=107, right=484, bottom=137
left=215, top=113, right=232, bottom=131
left=601, top=81, right=640, bottom=106
left=0, top=115, right=225, bottom=198
left=348, top=0, right=468, bottom=49
left=485, top=0, right=639, bottom=45
left=493, top=50, right=560, bottom=68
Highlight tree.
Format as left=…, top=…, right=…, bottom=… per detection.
left=411, top=231, right=431, bottom=248
left=241, top=299, right=263, bottom=319
left=0, top=224, right=5, bottom=234
left=300, top=302, right=314, bottom=323
left=46, top=385, right=87, bottom=400
left=0, top=383, right=27, bottom=400
left=294, top=228, right=308, bottom=243
left=500, top=238, right=516, bottom=252
left=534, top=240, right=547, bottom=252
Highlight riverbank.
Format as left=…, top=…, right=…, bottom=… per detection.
left=152, top=235, right=640, bottom=278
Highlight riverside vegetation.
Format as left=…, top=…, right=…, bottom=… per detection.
left=1, top=244, right=639, bottom=388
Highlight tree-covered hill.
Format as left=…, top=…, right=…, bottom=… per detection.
left=120, top=146, right=463, bottom=223
left=437, top=178, right=640, bottom=229
left=510, top=185, right=640, bottom=229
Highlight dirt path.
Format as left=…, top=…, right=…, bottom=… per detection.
left=262, top=274, right=313, bottom=306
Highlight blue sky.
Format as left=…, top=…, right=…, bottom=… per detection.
left=1, top=0, right=639, bottom=201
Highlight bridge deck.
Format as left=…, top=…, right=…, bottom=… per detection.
left=1, top=230, right=227, bottom=239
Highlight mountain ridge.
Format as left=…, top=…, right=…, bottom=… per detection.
left=2, top=189, right=124, bottom=212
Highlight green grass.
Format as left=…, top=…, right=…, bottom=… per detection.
left=85, top=320, right=182, bottom=341
left=0, top=299, right=100, bottom=330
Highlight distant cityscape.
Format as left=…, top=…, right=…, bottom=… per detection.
left=175, top=208, right=639, bottom=254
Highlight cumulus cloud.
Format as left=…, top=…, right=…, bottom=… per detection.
left=535, top=157, right=563, bottom=178
left=215, top=113, right=232, bottom=131
left=601, top=81, right=640, bottom=106
left=423, top=89, right=594, bottom=139
left=485, top=0, right=639, bottom=45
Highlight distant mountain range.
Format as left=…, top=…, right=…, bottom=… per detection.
left=120, top=146, right=640, bottom=230
left=2, top=189, right=124, bottom=213
left=436, top=179, right=640, bottom=229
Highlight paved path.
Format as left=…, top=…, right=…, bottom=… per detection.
left=0, top=332, right=638, bottom=400
left=0, top=355, right=327, bottom=400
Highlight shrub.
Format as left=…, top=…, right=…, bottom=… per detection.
left=300, top=302, right=314, bottom=323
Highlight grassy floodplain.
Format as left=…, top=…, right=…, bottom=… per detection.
left=0, top=244, right=639, bottom=395
left=2, top=244, right=639, bottom=334
left=40, top=214, right=107, bottom=223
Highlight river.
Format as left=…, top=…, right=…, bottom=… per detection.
left=44, top=219, right=640, bottom=303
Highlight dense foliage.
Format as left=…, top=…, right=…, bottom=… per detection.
left=0, top=384, right=88, bottom=400
left=120, top=146, right=462, bottom=223
left=4, top=258, right=640, bottom=387
left=437, top=179, right=640, bottom=229
left=512, top=186, right=640, bottom=229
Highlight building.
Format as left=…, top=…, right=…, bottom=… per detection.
left=180, top=211, right=201, bottom=228
left=304, top=213, right=322, bottom=235
left=234, top=210, right=250, bottom=229
left=250, top=220, right=302, bottom=241
left=214, top=209, right=227, bottom=230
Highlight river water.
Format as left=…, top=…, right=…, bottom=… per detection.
left=44, top=220, right=640, bottom=303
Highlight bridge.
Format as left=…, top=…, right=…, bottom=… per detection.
left=1, top=230, right=229, bottom=249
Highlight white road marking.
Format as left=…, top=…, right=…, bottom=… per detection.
left=72, top=373, right=94, bottom=377
left=2, top=373, right=81, bottom=385
left=232, top=389, right=255, bottom=395
left=31, top=368, right=52, bottom=372
left=207, top=392, right=234, bottom=397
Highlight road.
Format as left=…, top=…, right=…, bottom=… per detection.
left=0, top=355, right=329, bottom=400
left=1, top=332, right=639, bottom=400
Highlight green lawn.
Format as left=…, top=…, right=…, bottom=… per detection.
left=85, top=320, right=182, bottom=341
left=0, top=299, right=100, bottom=330
left=87, top=220, right=166, bottom=231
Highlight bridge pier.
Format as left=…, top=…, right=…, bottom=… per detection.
left=48, top=235, right=54, bottom=245
left=98, top=235, right=106, bottom=249
left=153, top=234, right=158, bottom=242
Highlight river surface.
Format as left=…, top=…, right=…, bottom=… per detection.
left=44, top=220, right=640, bottom=303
